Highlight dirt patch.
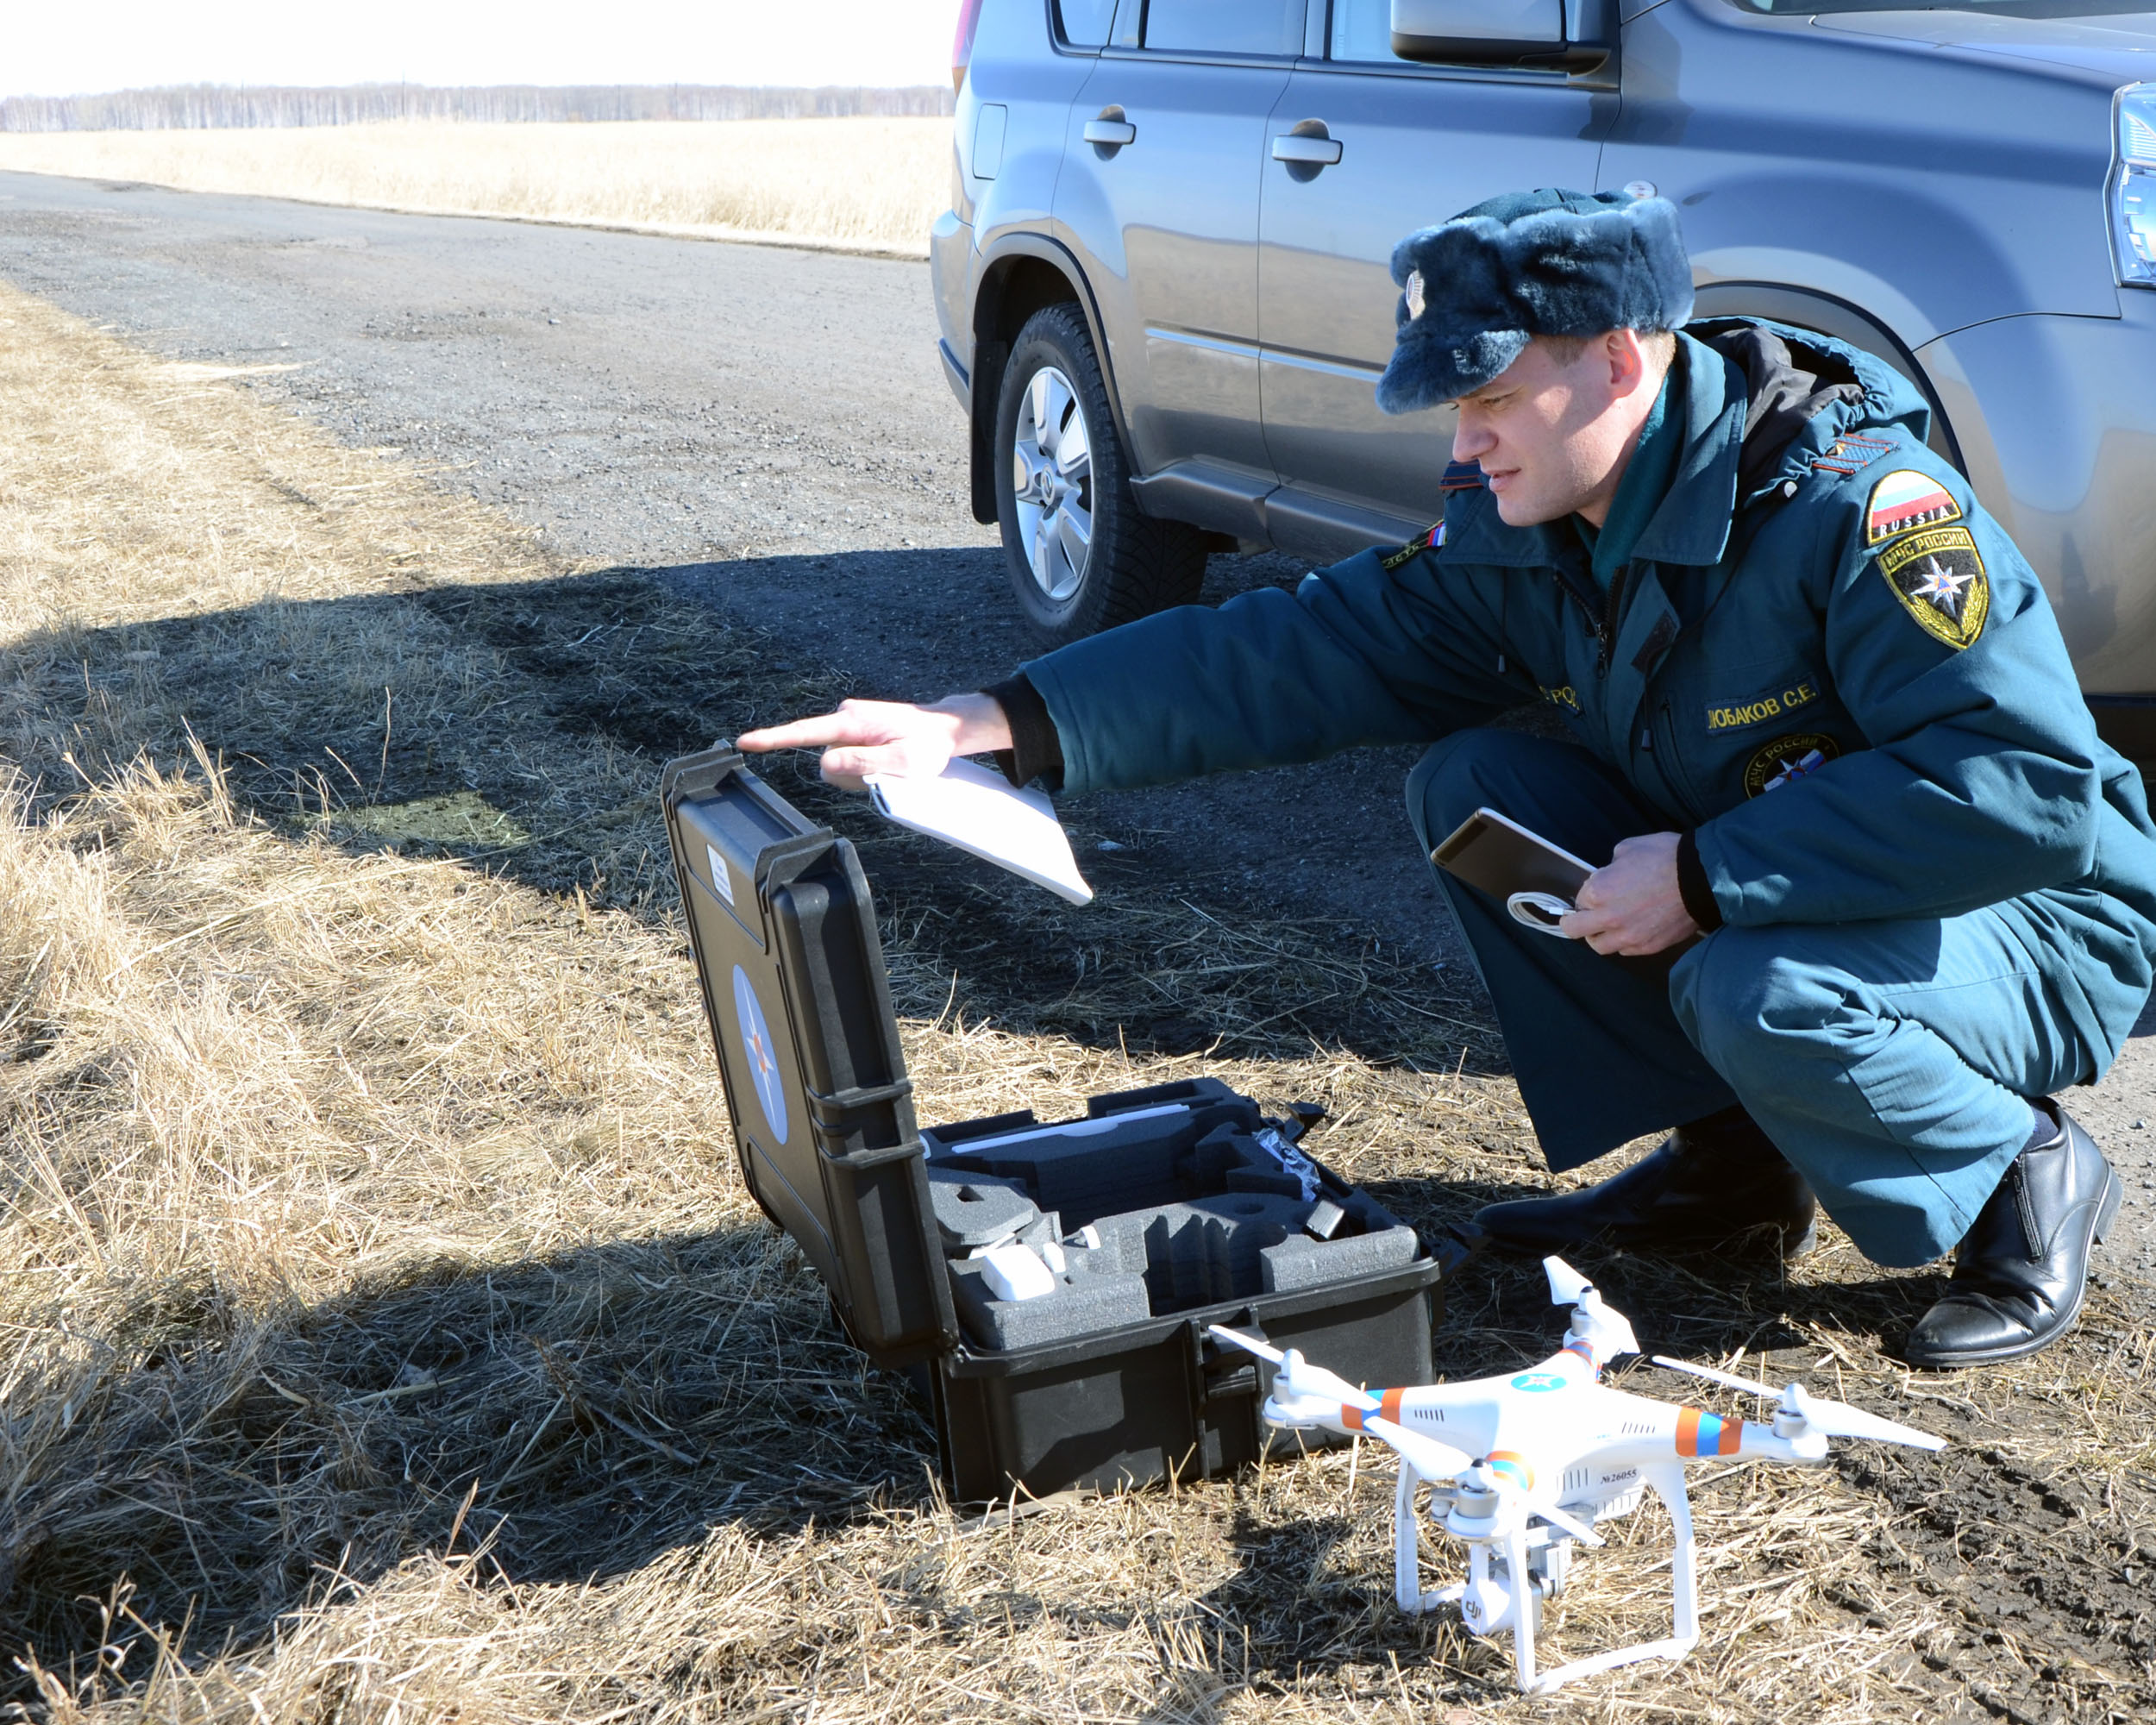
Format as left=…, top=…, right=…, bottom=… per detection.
left=0, top=279, right=2152, bottom=1724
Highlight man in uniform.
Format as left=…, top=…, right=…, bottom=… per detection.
left=742, top=190, right=2155, bottom=1368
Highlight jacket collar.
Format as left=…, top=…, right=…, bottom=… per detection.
left=1627, top=333, right=1748, bottom=568
left=1438, top=332, right=1749, bottom=571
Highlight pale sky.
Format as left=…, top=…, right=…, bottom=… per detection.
left=6, top=1, right=957, bottom=99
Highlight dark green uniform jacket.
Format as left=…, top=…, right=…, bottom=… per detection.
left=1019, top=322, right=2156, bottom=1075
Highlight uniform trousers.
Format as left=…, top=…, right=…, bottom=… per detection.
left=1407, top=728, right=2128, bottom=1266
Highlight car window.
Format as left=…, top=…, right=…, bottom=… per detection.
left=1057, top=0, right=1118, bottom=45
left=1143, top=0, right=1305, bottom=56
left=1329, top=0, right=1412, bottom=62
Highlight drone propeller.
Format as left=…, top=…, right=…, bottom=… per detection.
left=1542, top=1256, right=1640, bottom=1359
left=1651, top=1356, right=1946, bottom=1451
left=1361, top=1414, right=1473, bottom=1484
left=1207, top=1324, right=1285, bottom=1366
left=1207, top=1325, right=1380, bottom=1414
left=1447, top=1459, right=1606, bottom=1547
left=1544, top=1258, right=1594, bottom=1305
left=1532, top=1499, right=1606, bottom=1548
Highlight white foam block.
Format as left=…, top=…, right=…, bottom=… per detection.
left=981, top=1242, right=1056, bottom=1302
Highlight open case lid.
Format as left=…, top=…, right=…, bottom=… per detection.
left=661, top=744, right=956, bottom=1365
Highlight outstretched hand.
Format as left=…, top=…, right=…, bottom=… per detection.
left=1561, top=831, right=1700, bottom=957
left=736, top=693, right=1013, bottom=792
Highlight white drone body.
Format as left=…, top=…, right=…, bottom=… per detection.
left=1210, top=1257, right=1943, bottom=1695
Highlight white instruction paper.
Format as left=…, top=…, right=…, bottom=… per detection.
left=866, top=757, right=1094, bottom=905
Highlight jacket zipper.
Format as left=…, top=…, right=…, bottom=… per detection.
left=1658, top=699, right=1702, bottom=820
left=1597, top=566, right=1630, bottom=675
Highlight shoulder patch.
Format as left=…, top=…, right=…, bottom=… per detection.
left=1380, top=518, right=1444, bottom=571
left=1864, top=467, right=1964, bottom=545
left=1877, top=525, right=1989, bottom=649
left=1811, top=434, right=1893, bottom=478
left=1438, top=461, right=1487, bottom=492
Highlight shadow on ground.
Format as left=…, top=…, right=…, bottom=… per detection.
left=0, top=1224, right=930, bottom=1668
left=3, top=560, right=1508, bottom=1076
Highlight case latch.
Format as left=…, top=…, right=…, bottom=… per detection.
left=1192, top=1311, right=1269, bottom=1407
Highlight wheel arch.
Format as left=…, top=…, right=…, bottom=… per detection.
left=967, top=233, right=1137, bottom=526
left=1689, top=280, right=1966, bottom=475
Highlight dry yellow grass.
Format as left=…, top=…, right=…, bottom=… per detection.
left=0, top=276, right=2147, bottom=1723
left=0, top=117, right=951, bottom=255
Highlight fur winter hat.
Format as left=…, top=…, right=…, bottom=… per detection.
left=1375, top=187, right=1695, bottom=414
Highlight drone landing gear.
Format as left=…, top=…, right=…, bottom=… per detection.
left=1394, top=1465, right=1701, bottom=1695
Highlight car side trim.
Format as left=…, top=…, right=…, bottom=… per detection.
left=1261, top=345, right=1389, bottom=385
left=1128, top=460, right=1275, bottom=540
left=937, top=338, right=970, bottom=411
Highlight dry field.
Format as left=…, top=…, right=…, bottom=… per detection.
left=0, top=274, right=2150, bottom=1724
left=0, top=118, right=950, bottom=255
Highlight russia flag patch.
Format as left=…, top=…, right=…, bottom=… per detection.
left=1865, top=468, right=1963, bottom=546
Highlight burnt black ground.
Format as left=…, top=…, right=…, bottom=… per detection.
left=1, top=168, right=2152, bottom=1282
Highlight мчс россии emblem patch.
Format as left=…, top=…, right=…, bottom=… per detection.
left=1876, top=525, right=1990, bottom=649
left=1743, top=732, right=1842, bottom=799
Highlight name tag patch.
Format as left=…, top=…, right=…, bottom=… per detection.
left=1705, top=677, right=1818, bottom=733
left=1540, top=684, right=1581, bottom=713
left=1877, top=525, right=1989, bottom=649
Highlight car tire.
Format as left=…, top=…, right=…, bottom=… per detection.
left=994, top=303, right=1207, bottom=645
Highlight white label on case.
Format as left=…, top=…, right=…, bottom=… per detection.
left=706, top=843, right=734, bottom=905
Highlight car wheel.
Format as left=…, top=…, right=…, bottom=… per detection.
left=995, top=304, right=1206, bottom=645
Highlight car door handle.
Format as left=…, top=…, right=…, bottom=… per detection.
left=1083, top=118, right=1138, bottom=147
left=1271, top=133, right=1343, bottom=166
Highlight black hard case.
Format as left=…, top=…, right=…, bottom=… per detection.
left=661, top=745, right=1443, bottom=1502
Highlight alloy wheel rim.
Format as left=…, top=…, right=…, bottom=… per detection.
left=1010, top=365, right=1094, bottom=603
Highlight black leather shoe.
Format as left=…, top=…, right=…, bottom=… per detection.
left=1903, top=1104, right=2122, bottom=1370
left=1471, top=1107, right=1817, bottom=1259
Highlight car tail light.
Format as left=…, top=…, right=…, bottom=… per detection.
left=953, top=0, right=987, bottom=93
left=2112, top=83, right=2156, bottom=289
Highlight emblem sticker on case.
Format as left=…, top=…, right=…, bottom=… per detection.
left=706, top=843, right=735, bottom=905
left=1877, top=525, right=1989, bottom=649
left=732, top=964, right=789, bottom=1145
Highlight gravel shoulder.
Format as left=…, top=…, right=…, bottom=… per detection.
left=2, top=166, right=2149, bottom=1276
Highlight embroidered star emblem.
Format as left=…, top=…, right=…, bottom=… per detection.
left=1911, top=555, right=1971, bottom=613
left=1766, top=749, right=1826, bottom=793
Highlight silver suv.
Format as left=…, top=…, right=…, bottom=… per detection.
left=933, top=0, right=2156, bottom=748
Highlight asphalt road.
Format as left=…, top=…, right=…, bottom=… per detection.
left=3, top=171, right=2152, bottom=1276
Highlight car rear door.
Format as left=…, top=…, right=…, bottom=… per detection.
left=1256, top=0, right=1612, bottom=559
left=1054, top=1, right=1307, bottom=520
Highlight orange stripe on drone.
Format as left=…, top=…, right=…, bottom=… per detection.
left=1381, top=1388, right=1403, bottom=1424
left=1342, top=1403, right=1364, bottom=1431
left=1486, top=1451, right=1534, bottom=1491
left=1676, top=1408, right=1741, bottom=1458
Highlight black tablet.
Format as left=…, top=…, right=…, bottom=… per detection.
left=1430, top=807, right=1597, bottom=935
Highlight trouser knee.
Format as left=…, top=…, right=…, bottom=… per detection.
left=1671, top=927, right=1852, bottom=1095
left=1405, top=729, right=1551, bottom=856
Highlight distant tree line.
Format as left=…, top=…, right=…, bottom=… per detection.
left=0, top=84, right=956, bottom=132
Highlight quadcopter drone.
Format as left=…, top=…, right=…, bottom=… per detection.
left=1211, top=1258, right=1944, bottom=1694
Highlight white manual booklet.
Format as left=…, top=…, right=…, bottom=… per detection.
left=865, top=757, right=1094, bottom=905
